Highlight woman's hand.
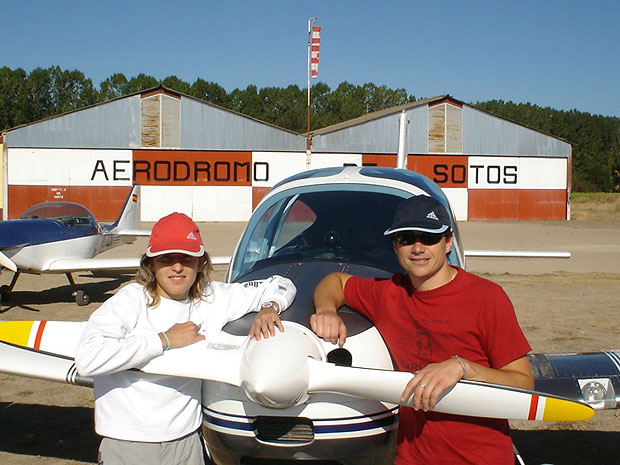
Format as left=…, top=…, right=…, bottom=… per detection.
left=162, top=321, right=205, bottom=350
left=249, top=306, right=284, bottom=340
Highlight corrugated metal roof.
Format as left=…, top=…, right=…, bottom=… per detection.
left=311, top=95, right=450, bottom=136
left=311, top=93, right=572, bottom=147
left=3, top=85, right=306, bottom=151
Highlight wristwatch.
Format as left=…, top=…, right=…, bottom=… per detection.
left=260, top=301, right=280, bottom=314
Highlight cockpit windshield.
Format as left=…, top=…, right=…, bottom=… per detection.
left=20, top=202, right=96, bottom=228
left=230, top=190, right=406, bottom=280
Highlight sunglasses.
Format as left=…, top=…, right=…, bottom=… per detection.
left=154, top=254, right=201, bottom=266
left=392, top=231, right=445, bottom=246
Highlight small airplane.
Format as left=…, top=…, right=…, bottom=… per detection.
left=0, top=166, right=617, bottom=465
left=0, top=185, right=150, bottom=306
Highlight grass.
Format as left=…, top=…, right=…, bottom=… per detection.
left=570, top=192, right=620, bottom=221
left=571, top=192, right=620, bottom=203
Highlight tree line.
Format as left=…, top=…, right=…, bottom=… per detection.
left=1, top=66, right=618, bottom=192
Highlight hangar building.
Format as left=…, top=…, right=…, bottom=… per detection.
left=1, top=88, right=571, bottom=222
left=310, top=95, right=572, bottom=221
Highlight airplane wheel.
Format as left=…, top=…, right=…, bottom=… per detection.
left=75, top=290, right=90, bottom=306
left=0, top=285, right=11, bottom=303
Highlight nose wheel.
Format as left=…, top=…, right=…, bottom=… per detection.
left=0, top=284, right=12, bottom=303
left=74, top=289, right=90, bottom=306
left=66, top=273, right=90, bottom=306
left=0, top=272, right=20, bottom=305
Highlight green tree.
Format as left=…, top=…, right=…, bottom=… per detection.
left=475, top=100, right=620, bottom=192
left=0, top=67, right=28, bottom=129
left=362, top=83, right=413, bottom=113
left=99, top=73, right=130, bottom=101
left=50, top=67, right=98, bottom=113
left=229, top=85, right=263, bottom=119
left=189, top=79, right=231, bottom=107
left=161, top=75, right=191, bottom=95
left=125, top=74, right=159, bottom=94
left=258, top=85, right=306, bottom=132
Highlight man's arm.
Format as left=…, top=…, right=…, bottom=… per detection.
left=402, top=355, right=534, bottom=412
left=310, top=272, right=352, bottom=346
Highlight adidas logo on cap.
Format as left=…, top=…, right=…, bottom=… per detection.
left=426, top=211, right=439, bottom=221
left=187, top=231, right=197, bottom=241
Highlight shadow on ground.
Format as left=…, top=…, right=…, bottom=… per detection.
left=512, top=429, right=620, bottom=465
left=0, top=274, right=133, bottom=312
left=0, top=402, right=98, bottom=463
left=0, top=402, right=619, bottom=465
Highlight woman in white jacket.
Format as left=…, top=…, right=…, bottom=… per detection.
left=76, top=212, right=296, bottom=465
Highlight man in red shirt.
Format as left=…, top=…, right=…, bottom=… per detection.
left=311, top=195, right=533, bottom=465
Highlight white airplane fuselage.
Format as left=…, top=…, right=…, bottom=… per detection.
left=201, top=325, right=399, bottom=465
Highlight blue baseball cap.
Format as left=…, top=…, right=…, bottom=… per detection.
left=384, top=195, right=451, bottom=236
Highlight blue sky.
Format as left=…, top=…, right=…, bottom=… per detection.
left=2, top=0, right=618, bottom=117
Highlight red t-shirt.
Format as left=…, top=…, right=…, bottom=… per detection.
left=344, top=266, right=531, bottom=465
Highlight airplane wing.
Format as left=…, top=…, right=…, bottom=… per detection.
left=46, top=257, right=142, bottom=273
left=211, top=256, right=231, bottom=266
left=0, top=340, right=92, bottom=387
left=44, top=255, right=229, bottom=273
left=0, top=251, right=18, bottom=272
left=112, top=229, right=151, bottom=237
left=464, top=250, right=571, bottom=258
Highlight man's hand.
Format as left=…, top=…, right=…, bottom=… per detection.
left=310, top=312, right=347, bottom=346
left=311, top=272, right=351, bottom=346
left=400, top=358, right=465, bottom=411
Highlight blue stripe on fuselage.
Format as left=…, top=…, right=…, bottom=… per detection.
left=202, top=407, right=398, bottom=435
left=0, top=219, right=98, bottom=249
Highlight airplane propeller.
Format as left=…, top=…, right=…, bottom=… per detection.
left=140, top=322, right=594, bottom=422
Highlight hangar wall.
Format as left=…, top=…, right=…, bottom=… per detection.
left=2, top=90, right=571, bottom=222
left=311, top=97, right=571, bottom=221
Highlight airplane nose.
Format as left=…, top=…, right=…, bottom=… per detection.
left=239, top=323, right=325, bottom=408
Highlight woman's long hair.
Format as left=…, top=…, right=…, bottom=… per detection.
left=136, top=253, right=213, bottom=308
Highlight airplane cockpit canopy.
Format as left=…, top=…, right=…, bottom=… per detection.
left=20, top=202, right=96, bottom=228
left=230, top=187, right=461, bottom=282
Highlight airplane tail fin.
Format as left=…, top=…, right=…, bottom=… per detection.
left=108, top=185, right=144, bottom=235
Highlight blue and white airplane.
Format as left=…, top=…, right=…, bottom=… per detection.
left=0, top=185, right=149, bottom=306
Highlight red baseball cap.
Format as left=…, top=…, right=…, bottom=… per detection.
left=146, top=212, right=205, bottom=257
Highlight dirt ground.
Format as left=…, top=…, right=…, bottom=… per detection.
left=0, top=203, right=619, bottom=465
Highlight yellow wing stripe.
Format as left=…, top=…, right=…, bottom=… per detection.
left=0, top=321, right=35, bottom=347
left=542, top=396, right=594, bottom=421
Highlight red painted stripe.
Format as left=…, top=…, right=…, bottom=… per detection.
left=528, top=395, right=539, bottom=420
left=34, top=321, right=47, bottom=350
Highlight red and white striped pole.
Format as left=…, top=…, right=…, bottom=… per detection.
left=306, top=18, right=319, bottom=160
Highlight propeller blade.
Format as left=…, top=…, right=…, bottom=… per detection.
left=139, top=340, right=243, bottom=387
left=306, top=360, right=594, bottom=422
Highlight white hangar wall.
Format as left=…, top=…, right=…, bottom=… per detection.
left=2, top=91, right=571, bottom=222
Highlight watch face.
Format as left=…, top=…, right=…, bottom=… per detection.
left=261, top=302, right=274, bottom=309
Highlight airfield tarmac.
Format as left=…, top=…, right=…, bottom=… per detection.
left=0, top=213, right=619, bottom=465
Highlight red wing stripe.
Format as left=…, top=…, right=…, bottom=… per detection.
left=528, top=394, right=539, bottom=420
left=34, top=321, right=47, bottom=350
